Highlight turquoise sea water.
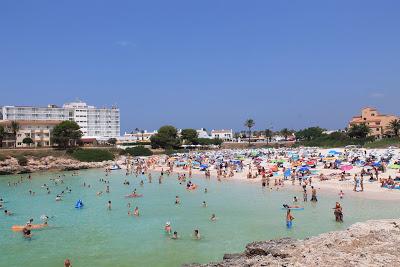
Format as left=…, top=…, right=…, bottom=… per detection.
left=0, top=169, right=398, bottom=267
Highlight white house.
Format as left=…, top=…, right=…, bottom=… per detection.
left=196, top=128, right=211, bottom=139
left=211, top=129, right=233, bottom=141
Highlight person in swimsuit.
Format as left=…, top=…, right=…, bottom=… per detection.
left=133, top=206, right=139, bottom=216
left=310, top=186, right=317, bottom=202
left=194, top=229, right=201, bottom=240
left=286, top=209, right=294, bottom=228
left=165, top=222, right=172, bottom=234
left=171, top=231, right=179, bottom=239
left=210, top=214, right=217, bottom=221
left=22, top=227, right=32, bottom=238
left=175, top=196, right=180, bottom=205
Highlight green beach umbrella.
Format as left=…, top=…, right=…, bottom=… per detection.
left=388, top=164, right=400, bottom=169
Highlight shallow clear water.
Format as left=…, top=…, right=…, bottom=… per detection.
left=0, top=169, right=398, bottom=267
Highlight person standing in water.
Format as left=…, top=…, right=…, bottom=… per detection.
left=303, top=189, right=308, bottom=202
left=107, top=201, right=112, bottom=210
left=333, top=202, right=343, bottom=222
left=310, top=186, right=317, bottom=202
left=286, top=209, right=294, bottom=228
left=175, top=196, right=180, bottom=205
left=133, top=206, right=139, bottom=216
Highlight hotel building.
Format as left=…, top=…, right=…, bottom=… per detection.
left=349, top=107, right=398, bottom=138
left=1, top=101, right=120, bottom=139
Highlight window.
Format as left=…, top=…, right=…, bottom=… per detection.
left=371, top=113, right=375, bottom=116
left=376, top=128, right=379, bottom=131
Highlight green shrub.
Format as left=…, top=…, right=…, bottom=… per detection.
left=71, top=149, right=115, bottom=162
left=121, top=142, right=151, bottom=146
left=0, top=154, right=8, bottom=161
left=16, top=155, right=28, bottom=166
left=364, top=138, right=400, bottom=148
left=125, top=146, right=153, bottom=157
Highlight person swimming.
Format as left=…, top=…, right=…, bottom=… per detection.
left=283, top=204, right=302, bottom=209
left=175, top=196, right=180, bottom=205
left=165, top=222, right=172, bottom=234
left=210, top=214, right=217, bottom=221
left=22, top=226, right=32, bottom=239
left=171, top=231, right=178, bottom=239
left=194, top=229, right=201, bottom=240
left=202, top=201, right=207, bottom=207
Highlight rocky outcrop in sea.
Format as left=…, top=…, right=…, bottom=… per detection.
left=184, top=219, right=400, bottom=267
left=0, top=156, right=114, bottom=174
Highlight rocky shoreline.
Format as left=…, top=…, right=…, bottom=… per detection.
left=184, top=219, right=400, bottom=267
left=0, top=156, right=114, bottom=175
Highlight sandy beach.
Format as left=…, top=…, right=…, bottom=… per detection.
left=148, top=147, right=400, bottom=201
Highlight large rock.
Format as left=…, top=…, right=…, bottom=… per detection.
left=186, top=219, right=400, bottom=267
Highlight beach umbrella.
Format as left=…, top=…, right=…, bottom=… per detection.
left=297, top=166, right=310, bottom=172
left=388, top=164, right=400, bottom=169
left=340, top=165, right=353, bottom=171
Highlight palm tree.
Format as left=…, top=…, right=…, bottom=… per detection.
left=244, top=119, right=255, bottom=145
left=387, top=119, right=400, bottom=137
left=264, top=129, right=273, bottom=144
left=10, top=121, right=19, bottom=148
left=140, top=130, right=145, bottom=141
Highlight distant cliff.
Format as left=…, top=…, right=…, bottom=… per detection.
left=184, top=219, right=400, bottom=267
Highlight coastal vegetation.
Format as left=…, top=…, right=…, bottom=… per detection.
left=69, top=148, right=115, bottom=162
left=125, top=146, right=153, bottom=156
left=52, top=121, right=83, bottom=149
left=150, top=125, right=222, bottom=149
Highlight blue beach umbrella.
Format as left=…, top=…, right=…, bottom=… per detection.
left=297, top=166, right=310, bottom=172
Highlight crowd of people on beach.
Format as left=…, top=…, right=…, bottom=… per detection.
left=2, top=146, right=400, bottom=266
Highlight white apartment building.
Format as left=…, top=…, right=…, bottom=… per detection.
left=1, top=101, right=120, bottom=139
left=211, top=129, right=233, bottom=141
left=118, top=131, right=157, bottom=144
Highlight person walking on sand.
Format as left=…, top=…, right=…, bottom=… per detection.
left=353, top=175, right=357, bottom=191
left=360, top=176, right=364, bottom=192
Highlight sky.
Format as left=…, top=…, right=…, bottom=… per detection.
left=1, top=0, right=400, bottom=134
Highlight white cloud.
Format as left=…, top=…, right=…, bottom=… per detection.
left=369, top=92, right=385, bottom=98
left=115, top=41, right=133, bottom=47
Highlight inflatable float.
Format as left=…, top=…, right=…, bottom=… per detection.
left=282, top=207, right=304, bottom=211
left=11, top=224, right=48, bottom=232
left=187, top=184, right=198, bottom=190
left=75, top=200, right=84, bottom=208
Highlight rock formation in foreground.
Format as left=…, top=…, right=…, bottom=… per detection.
left=184, top=219, right=400, bottom=267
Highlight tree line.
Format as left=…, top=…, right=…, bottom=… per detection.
left=150, top=126, right=223, bottom=149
